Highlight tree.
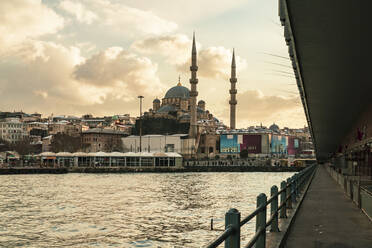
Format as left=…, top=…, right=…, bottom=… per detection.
left=240, top=149, right=249, bottom=159
left=105, top=136, right=124, bottom=152
left=0, top=138, right=11, bottom=152
left=50, top=133, right=81, bottom=153
left=133, top=117, right=190, bottom=135
left=12, top=137, right=35, bottom=155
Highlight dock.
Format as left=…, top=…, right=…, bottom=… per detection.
left=283, top=165, right=372, bottom=247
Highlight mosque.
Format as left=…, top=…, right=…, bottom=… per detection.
left=147, top=78, right=210, bottom=123
left=145, top=33, right=238, bottom=137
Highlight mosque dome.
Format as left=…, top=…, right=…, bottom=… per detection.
left=198, top=100, right=205, bottom=104
left=153, top=98, right=160, bottom=103
left=157, top=105, right=176, bottom=113
left=269, top=123, right=280, bottom=132
left=164, top=84, right=190, bottom=99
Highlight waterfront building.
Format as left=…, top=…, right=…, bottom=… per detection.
left=219, top=133, right=271, bottom=158
left=42, top=135, right=52, bottom=152
left=82, top=128, right=128, bottom=152
left=0, top=118, right=28, bottom=143
left=122, top=134, right=195, bottom=157
left=48, top=121, right=82, bottom=137
left=197, top=133, right=219, bottom=158
left=220, top=134, right=241, bottom=157
left=270, top=134, right=288, bottom=156
left=26, top=122, right=48, bottom=133
left=38, top=151, right=183, bottom=167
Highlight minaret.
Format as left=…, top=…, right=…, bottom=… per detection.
left=189, top=32, right=198, bottom=138
left=229, top=49, right=237, bottom=129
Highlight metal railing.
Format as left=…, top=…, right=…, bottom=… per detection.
left=205, top=164, right=316, bottom=248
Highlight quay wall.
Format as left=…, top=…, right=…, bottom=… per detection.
left=0, top=165, right=302, bottom=175
left=69, top=165, right=302, bottom=173
left=0, top=167, right=68, bottom=175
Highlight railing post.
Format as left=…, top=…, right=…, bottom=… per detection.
left=291, top=175, right=297, bottom=204
left=280, top=181, right=287, bottom=218
left=294, top=173, right=299, bottom=198
left=270, top=185, right=279, bottom=232
left=225, top=208, right=240, bottom=248
left=256, top=193, right=267, bottom=248
left=286, top=178, right=292, bottom=209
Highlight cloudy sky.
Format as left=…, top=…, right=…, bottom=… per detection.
left=0, top=0, right=306, bottom=128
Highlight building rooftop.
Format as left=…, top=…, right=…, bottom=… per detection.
left=83, top=128, right=127, bottom=135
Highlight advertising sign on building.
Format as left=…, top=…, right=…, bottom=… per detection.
left=220, top=134, right=240, bottom=154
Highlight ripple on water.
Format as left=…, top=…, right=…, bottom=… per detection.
left=0, top=172, right=293, bottom=247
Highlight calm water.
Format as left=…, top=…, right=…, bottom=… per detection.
left=0, top=172, right=293, bottom=248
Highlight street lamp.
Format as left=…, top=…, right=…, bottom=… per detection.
left=138, top=96, right=144, bottom=153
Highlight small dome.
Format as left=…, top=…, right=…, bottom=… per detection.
left=153, top=98, right=160, bottom=103
left=197, top=107, right=205, bottom=113
left=198, top=100, right=205, bottom=104
left=164, top=85, right=190, bottom=99
left=269, top=123, right=280, bottom=132
left=157, top=105, right=176, bottom=113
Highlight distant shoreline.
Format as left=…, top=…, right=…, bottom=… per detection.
left=0, top=166, right=302, bottom=175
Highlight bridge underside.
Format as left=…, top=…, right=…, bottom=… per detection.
left=281, top=0, right=371, bottom=161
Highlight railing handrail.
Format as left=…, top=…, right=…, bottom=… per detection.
left=205, top=164, right=316, bottom=248
left=206, top=225, right=236, bottom=248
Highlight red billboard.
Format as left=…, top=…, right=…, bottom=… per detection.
left=288, top=136, right=300, bottom=155
left=240, top=134, right=262, bottom=154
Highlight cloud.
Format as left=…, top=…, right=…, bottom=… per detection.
left=59, top=0, right=177, bottom=36
left=0, top=40, right=164, bottom=117
left=133, top=34, right=247, bottom=79
left=237, top=90, right=300, bottom=118
left=219, top=90, right=305, bottom=128
left=73, top=47, right=165, bottom=99
left=0, top=41, right=85, bottom=113
left=132, top=34, right=192, bottom=64
left=59, top=0, right=98, bottom=24
left=119, top=0, right=248, bottom=25
left=0, top=0, right=64, bottom=50
left=178, top=46, right=247, bottom=79
left=33, top=90, right=48, bottom=99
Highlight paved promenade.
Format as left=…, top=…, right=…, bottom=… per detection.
left=285, top=165, right=372, bottom=248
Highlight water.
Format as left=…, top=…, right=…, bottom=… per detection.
left=0, top=172, right=293, bottom=247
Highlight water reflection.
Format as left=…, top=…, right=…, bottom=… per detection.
left=0, top=172, right=293, bottom=247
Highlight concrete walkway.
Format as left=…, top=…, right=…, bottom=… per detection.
left=284, top=165, right=372, bottom=248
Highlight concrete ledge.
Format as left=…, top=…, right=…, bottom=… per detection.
left=266, top=165, right=318, bottom=248
left=0, top=165, right=303, bottom=174
left=0, top=167, right=68, bottom=175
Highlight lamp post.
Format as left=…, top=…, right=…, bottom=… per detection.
left=138, top=96, right=144, bottom=153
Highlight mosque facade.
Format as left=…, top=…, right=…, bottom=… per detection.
left=145, top=33, right=236, bottom=132
left=145, top=34, right=214, bottom=126
left=146, top=81, right=210, bottom=123
left=142, top=33, right=237, bottom=157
